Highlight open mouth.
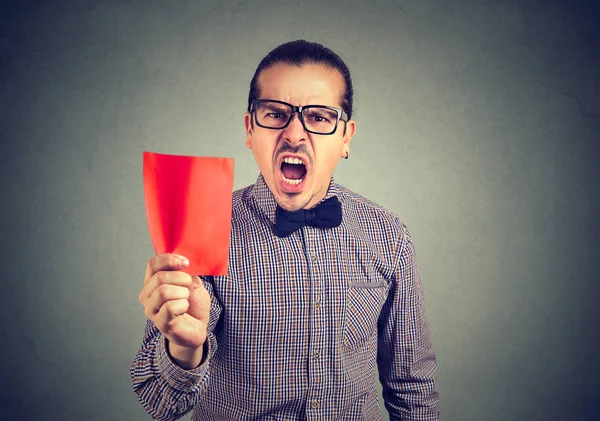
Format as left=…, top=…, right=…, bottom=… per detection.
left=280, top=156, right=307, bottom=185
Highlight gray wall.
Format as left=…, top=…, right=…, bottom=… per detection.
left=1, top=1, right=598, bottom=420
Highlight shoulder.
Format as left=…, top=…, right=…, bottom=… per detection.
left=335, top=183, right=412, bottom=251
left=232, top=184, right=252, bottom=206
left=337, top=184, right=405, bottom=230
left=231, top=184, right=255, bottom=218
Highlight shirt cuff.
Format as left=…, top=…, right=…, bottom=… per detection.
left=157, top=334, right=214, bottom=392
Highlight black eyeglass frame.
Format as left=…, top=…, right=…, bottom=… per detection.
left=250, top=99, right=349, bottom=135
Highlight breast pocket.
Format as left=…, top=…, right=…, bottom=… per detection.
left=343, top=278, right=389, bottom=352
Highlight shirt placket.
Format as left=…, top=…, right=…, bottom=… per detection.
left=302, top=227, right=327, bottom=420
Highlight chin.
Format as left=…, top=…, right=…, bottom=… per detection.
left=276, top=192, right=310, bottom=212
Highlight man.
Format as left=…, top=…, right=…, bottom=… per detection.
left=132, top=40, right=440, bottom=420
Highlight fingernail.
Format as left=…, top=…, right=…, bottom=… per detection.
left=180, top=257, right=189, bottom=267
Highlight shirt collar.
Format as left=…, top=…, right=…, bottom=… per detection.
left=250, top=174, right=341, bottom=226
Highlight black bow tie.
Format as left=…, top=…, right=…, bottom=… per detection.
left=274, top=196, right=342, bottom=238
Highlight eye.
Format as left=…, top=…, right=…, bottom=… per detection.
left=261, top=107, right=289, bottom=121
left=267, top=112, right=287, bottom=119
left=306, top=112, right=332, bottom=124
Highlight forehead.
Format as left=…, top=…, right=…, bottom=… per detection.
left=257, top=63, right=345, bottom=107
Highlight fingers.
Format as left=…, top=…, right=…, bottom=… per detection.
left=140, top=269, right=193, bottom=304
left=156, top=298, right=191, bottom=327
left=143, top=283, right=190, bottom=317
left=138, top=254, right=209, bottom=353
left=144, top=253, right=190, bottom=285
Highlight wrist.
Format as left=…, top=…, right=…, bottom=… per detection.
left=167, top=340, right=206, bottom=370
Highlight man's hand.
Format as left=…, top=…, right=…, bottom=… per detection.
left=139, top=253, right=211, bottom=369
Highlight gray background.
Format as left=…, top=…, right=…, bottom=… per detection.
left=1, top=0, right=598, bottom=420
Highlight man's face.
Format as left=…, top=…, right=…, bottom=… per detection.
left=244, top=63, right=356, bottom=211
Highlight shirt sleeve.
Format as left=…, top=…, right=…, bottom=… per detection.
left=130, top=277, right=222, bottom=421
left=377, top=223, right=440, bottom=421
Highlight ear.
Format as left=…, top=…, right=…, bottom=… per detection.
left=341, top=119, right=356, bottom=158
left=244, top=112, right=253, bottom=149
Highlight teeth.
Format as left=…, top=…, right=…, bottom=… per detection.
left=283, top=157, right=304, bottom=165
left=282, top=174, right=303, bottom=185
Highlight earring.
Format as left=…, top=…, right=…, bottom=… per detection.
left=343, top=151, right=349, bottom=160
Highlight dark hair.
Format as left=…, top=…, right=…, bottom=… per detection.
left=247, top=40, right=354, bottom=120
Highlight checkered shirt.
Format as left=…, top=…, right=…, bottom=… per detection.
left=131, top=175, right=439, bottom=420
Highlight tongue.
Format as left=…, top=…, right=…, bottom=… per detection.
left=282, top=163, right=306, bottom=180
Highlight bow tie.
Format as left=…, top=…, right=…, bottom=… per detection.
left=274, top=196, right=342, bottom=238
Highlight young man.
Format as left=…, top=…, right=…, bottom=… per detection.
left=132, top=40, right=440, bottom=420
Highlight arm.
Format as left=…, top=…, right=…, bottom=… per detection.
left=130, top=277, right=222, bottom=421
left=377, top=224, right=440, bottom=421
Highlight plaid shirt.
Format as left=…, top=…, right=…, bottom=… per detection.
left=131, top=175, right=439, bottom=420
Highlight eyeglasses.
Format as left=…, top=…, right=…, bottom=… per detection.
left=251, top=99, right=349, bottom=135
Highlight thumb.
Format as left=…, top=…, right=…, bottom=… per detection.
left=191, top=275, right=203, bottom=290
left=187, top=276, right=210, bottom=321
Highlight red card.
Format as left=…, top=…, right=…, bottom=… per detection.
left=143, top=151, right=234, bottom=276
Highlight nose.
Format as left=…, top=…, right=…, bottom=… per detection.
left=282, top=113, right=307, bottom=144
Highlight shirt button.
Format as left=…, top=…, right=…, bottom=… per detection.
left=314, top=302, right=321, bottom=310
left=314, top=351, right=320, bottom=359
left=311, top=400, right=319, bottom=409
left=310, top=253, right=317, bottom=262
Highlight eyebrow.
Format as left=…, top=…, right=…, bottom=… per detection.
left=304, top=108, right=337, bottom=114
left=259, top=103, right=289, bottom=112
